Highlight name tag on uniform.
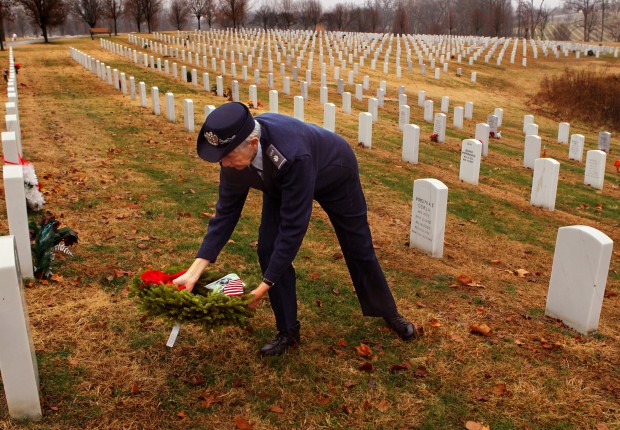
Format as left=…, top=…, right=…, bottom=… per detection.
left=267, top=145, right=287, bottom=170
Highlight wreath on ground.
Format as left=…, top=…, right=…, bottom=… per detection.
left=129, top=268, right=254, bottom=330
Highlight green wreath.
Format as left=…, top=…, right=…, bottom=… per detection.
left=129, top=267, right=254, bottom=330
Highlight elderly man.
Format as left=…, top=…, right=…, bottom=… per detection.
left=173, top=102, right=417, bottom=356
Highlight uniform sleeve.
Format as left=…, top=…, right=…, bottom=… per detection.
left=263, top=155, right=315, bottom=281
left=196, top=171, right=249, bottom=262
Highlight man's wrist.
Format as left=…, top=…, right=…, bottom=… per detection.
left=262, top=277, right=275, bottom=288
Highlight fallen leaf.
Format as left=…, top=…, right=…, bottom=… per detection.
left=342, top=404, right=353, bottom=414
left=248, top=241, right=258, bottom=248
left=200, top=392, right=222, bottom=408
left=596, top=424, right=610, bottom=430
left=335, top=338, right=348, bottom=347
left=177, top=411, right=187, bottom=419
left=355, top=343, right=373, bottom=358
left=390, top=362, right=412, bottom=373
left=465, top=421, right=490, bottom=430
left=414, top=366, right=428, bottom=378
left=362, top=400, right=372, bottom=409
left=492, top=383, right=507, bottom=395
left=270, top=405, right=284, bottom=413
left=474, top=392, right=488, bottom=401
left=450, top=333, right=464, bottom=343
left=314, top=299, right=323, bottom=307
left=457, top=274, right=473, bottom=285
left=344, top=381, right=357, bottom=389
left=309, top=272, right=320, bottom=279
left=515, top=269, right=529, bottom=277
left=375, top=399, right=390, bottom=412
left=332, top=252, right=343, bottom=260
left=50, top=274, right=64, bottom=282
left=358, top=362, right=374, bottom=372
left=430, top=318, right=441, bottom=327
left=332, top=288, right=340, bottom=295
left=416, top=301, right=427, bottom=308
left=316, top=396, right=330, bottom=405
left=68, top=358, right=80, bottom=366
left=490, top=259, right=501, bottom=264
left=234, top=417, right=254, bottom=430
left=130, top=383, right=140, bottom=395
left=469, top=324, right=492, bottom=336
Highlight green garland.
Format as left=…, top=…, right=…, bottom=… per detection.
left=129, top=268, right=254, bottom=330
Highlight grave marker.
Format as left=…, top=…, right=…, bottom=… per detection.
left=597, top=131, right=611, bottom=153
left=324, top=103, right=336, bottom=132
left=0, top=235, right=42, bottom=421
left=433, top=113, right=447, bottom=143
left=558, top=122, right=570, bottom=144
left=459, top=139, right=482, bottom=185
left=166, top=92, right=175, bottom=123
left=424, top=100, right=433, bottom=122
left=409, top=178, right=448, bottom=258
left=584, top=150, right=606, bottom=190
left=151, top=87, right=160, bottom=115
left=358, top=112, right=372, bottom=148
left=464, top=102, right=474, bottom=120
left=453, top=107, right=464, bottom=129
left=399, top=105, right=410, bottom=131
left=294, top=96, right=304, bottom=121
left=269, top=90, right=278, bottom=113
left=524, top=135, right=542, bottom=169
left=402, top=124, right=419, bottom=164
left=530, top=158, right=560, bottom=211
left=568, top=134, right=585, bottom=162
left=525, top=123, right=539, bottom=136
left=440, top=96, right=449, bottom=113
left=545, top=226, right=613, bottom=335
left=475, top=123, right=490, bottom=156
left=183, top=99, right=194, bottom=132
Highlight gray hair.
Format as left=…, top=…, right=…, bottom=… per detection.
left=232, top=120, right=261, bottom=152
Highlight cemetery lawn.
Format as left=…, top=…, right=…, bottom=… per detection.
left=0, top=36, right=619, bottom=430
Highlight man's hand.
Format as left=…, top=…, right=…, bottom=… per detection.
left=248, top=281, right=271, bottom=309
left=172, top=258, right=210, bottom=292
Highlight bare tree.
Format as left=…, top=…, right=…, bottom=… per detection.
left=253, top=0, right=276, bottom=29
left=70, top=0, right=102, bottom=27
left=537, top=6, right=553, bottom=38
left=490, top=0, right=512, bottom=35
left=188, top=0, right=206, bottom=28
left=139, top=0, right=161, bottom=32
left=218, top=0, right=249, bottom=28
left=364, top=0, right=380, bottom=31
left=103, top=0, right=123, bottom=34
left=203, top=0, right=214, bottom=27
left=564, top=0, right=600, bottom=40
left=277, top=0, right=296, bottom=28
left=296, top=0, right=322, bottom=29
left=391, top=0, right=408, bottom=33
left=168, top=0, right=189, bottom=29
left=333, top=3, right=351, bottom=30
left=124, top=0, right=143, bottom=31
left=0, top=0, right=14, bottom=50
left=15, top=0, right=66, bottom=42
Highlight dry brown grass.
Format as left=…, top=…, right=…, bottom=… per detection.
left=0, top=34, right=618, bottom=430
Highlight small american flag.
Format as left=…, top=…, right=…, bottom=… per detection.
left=222, top=278, right=245, bottom=296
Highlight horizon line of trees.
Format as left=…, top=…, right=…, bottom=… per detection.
left=1, top=0, right=619, bottom=47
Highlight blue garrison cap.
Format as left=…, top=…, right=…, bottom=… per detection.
left=197, top=102, right=255, bottom=162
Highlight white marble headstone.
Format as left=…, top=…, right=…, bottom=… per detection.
left=433, top=113, right=447, bottom=143
left=524, top=135, right=541, bottom=169
left=545, top=226, right=613, bottom=335
left=474, top=123, right=490, bottom=156
left=269, top=90, right=278, bottom=113
left=530, top=158, right=560, bottom=211
left=409, top=178, right=448, bottom=258
left=525, top=123, right=538, bottom=137
left=440, top=96, right=449, bottom=113
left=558, top=122, right=570, bottom=144
left=399, top=105, right=410, bottom=131
left=523, top=115, right=534, bottom=133
left=584, top=150, right=606, bottom=190
left=402, top=124, right=419, bottom=164
left=0, top=236, right=42, bottom=420
left=487, top=115, right=498, bottom=134
left=358, top=112, right=372, bottom=148
left=568, top=134, right=585, bottom=162
left=424, top=100, right=433, bottom=122
left=459, top=139, right=482, bottom=185
left=323, top=103, right=335, bottom=132
left=464, top=101, right=474, bottom=120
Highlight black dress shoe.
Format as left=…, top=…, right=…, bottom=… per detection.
left=384, top=315, right=417, bottom=341
left=259, top=323, right=301, bottom=357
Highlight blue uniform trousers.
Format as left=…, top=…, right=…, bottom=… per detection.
left=257, top=164, right=399, bottom=333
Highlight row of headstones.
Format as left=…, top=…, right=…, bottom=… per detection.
left=101, top=38, right=615, bottom=191
left=107, top=38, right=480, bottom=142
left=0, top=48, right=43, bottom=421
left=70, top=48, right=199, bottom=132
left=138, top=32, right=482, bottom=87
left=409, top=177, right=613, bottom=336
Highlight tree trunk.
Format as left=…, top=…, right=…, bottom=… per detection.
left=0, top=21, right=5, bottom=51
left=197, top=17, right=201, bottom=30
left=114, top=18, right=118, bottom=35
left=42, top=25, right=49, bottom=43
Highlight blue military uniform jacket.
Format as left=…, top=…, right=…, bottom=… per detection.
left=196, top=113, right=362, bottom=282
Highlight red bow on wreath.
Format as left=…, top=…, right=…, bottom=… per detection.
left=139, top=270, right=187, bottom=290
